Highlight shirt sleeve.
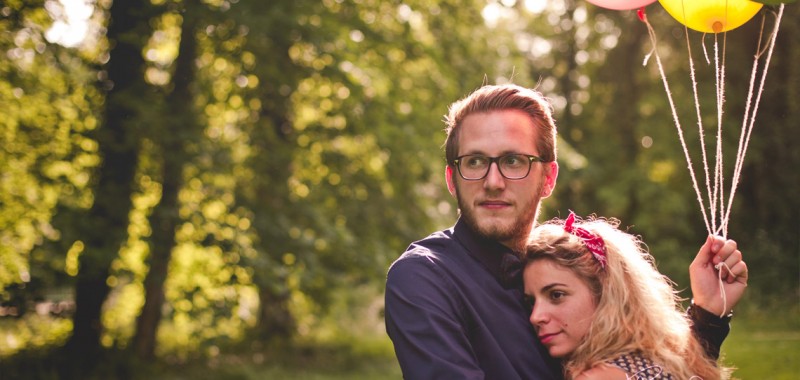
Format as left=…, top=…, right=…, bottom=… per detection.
left=384, top=256, right=485, bottom=380
left=688, top=304, right=731, bottom=360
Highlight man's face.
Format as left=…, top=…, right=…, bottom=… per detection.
left=447, top=110, right=557, bottom=248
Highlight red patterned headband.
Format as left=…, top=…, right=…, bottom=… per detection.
left=564, top=212, right=608, bottom=269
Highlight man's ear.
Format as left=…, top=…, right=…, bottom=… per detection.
left=540, top=161, right=559, bottom=198
left=445, top=165, right=457, bottom=197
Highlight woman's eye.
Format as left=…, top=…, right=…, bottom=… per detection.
left=550, top=291, right=566, bottom=301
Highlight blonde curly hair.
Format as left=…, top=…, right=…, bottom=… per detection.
left=524, top=215, right=731, bottom=380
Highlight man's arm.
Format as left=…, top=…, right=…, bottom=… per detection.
left=688, top=236, right=748, bottom=359
left=385, top=257, right=483, bottom=379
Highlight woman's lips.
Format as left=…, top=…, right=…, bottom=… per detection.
left=538, top=332, right=558, bottom=344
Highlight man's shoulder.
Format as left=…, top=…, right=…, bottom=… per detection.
left=394, top=228, right=457, bottom=262
left=385, top=228, right=470, bottom=305
left=386, top=227, right=462, bottom=277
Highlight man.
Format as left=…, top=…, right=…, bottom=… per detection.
left=384, top=84, right=744, bottom=379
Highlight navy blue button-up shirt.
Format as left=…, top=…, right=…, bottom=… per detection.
left=385, top=218, right=562, bottom=379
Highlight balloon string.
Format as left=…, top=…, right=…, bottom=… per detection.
left=685, top=29, right=715, bottom=236
left=710, top=33, right=720, bottom=234
left=724, top=5, right=785, bottom=236
left=726, top=14, right=765, bottom=239
left=640, top=4, right=784, bottom=238
left=719, top=32, right=728, bottom=236
left=677, top=0, right=716, bottom=235
left=641, top=11, right=712, bottom=235
left=713, top=32, right=727, bottom=237
left=715, top=261, right=730, bottom=318
left=726, top=15, right=766, bottom=238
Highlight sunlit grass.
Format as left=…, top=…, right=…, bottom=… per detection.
left=725, top=330, right=800, bottom=379
left=722, top=304, right=800, bottom=379
left=151, top=304, right=800, bottom=380
left=155, top=305, right=799, bottom=380
left=2, top=303, right=797, bottom=379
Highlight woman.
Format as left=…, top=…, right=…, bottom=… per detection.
left=523, top=213, right=747, bottom=379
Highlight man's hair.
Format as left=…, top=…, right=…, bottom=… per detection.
left=524, top=216, right=729, bottom=379
left=444, top=84, right=557, bottom=165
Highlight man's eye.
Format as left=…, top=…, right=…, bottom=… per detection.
left=465, top=156, right=487, bottom=167
left=502, top=155, right=525, bottom=167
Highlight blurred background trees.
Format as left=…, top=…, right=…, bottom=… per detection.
left=1, top=0, right=797, bottom=378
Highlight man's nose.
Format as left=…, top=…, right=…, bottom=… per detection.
left=483, top=162, right=506, bottom=190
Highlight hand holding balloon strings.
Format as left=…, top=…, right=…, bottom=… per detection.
left=691, top=236, right=748, bottom=317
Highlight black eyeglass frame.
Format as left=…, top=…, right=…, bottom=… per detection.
left=450, top=153, right=550, bottom=181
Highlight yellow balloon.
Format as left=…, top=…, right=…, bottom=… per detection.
left=658, top=0, right=763, bottom=33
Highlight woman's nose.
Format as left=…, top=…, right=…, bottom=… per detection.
left=530, top=303, right=548, bottom=326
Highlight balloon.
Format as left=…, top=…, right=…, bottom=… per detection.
left=587, top=0, right=657, bottom=10
left=658, top=0, right=763, bottom=33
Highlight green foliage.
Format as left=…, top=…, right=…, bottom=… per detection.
left=1, top=0, right=798, bottom=373
left=0, top=314, right=71, bottom=356
left=0, top=0, right=100, bottom=306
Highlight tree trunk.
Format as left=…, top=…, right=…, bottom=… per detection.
left=61, top=0, right=155, bottom=375
left=239, top=14, right=301, bottom=342
left=256, top=285, right=295, bottom=343
left=133, top=1, right=199, bottom=360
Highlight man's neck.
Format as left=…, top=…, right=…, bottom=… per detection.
left=499, top=238, right=526, bottom=254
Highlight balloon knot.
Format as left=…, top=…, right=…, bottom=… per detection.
left=712, top=21, right=723, bottom=33
left=637, top=7, right=647, bottom=23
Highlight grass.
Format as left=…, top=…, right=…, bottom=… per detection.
left=721, top=305, right=800, bottom=379
left=164, top=307, right=799, bottom=380
left=2, top=305, right=797, bottom=379
left=155, top=358, right=402, bottom=380
left=143, top=338, right=404, bottom=380
left=725, top=330, right=800, bottom=379
left=153, top=307, right=799, bottom=380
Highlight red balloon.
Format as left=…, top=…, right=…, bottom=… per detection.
left=587, top=0, right=657, bottom=10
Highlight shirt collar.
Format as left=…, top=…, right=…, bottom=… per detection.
left=453, top=218, right=524, bottom=289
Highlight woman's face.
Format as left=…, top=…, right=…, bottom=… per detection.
left=523, top=259, right=597, bottom=358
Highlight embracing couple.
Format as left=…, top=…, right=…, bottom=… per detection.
left=385, top=84, right=747, bottom=379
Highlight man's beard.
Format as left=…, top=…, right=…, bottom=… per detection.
left=455, top=185, right=542, bottom=248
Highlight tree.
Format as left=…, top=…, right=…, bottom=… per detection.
left=132, top=0, right=204, bottom=359
left=219, top=0, right=518, bottom=345
left=61, top=0, right=159, bottom=373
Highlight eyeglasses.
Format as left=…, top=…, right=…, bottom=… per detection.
left=451, top=153, right=549, bottom=180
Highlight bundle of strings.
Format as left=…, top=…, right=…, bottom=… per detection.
left=636, top=6, right=782, bottom=316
